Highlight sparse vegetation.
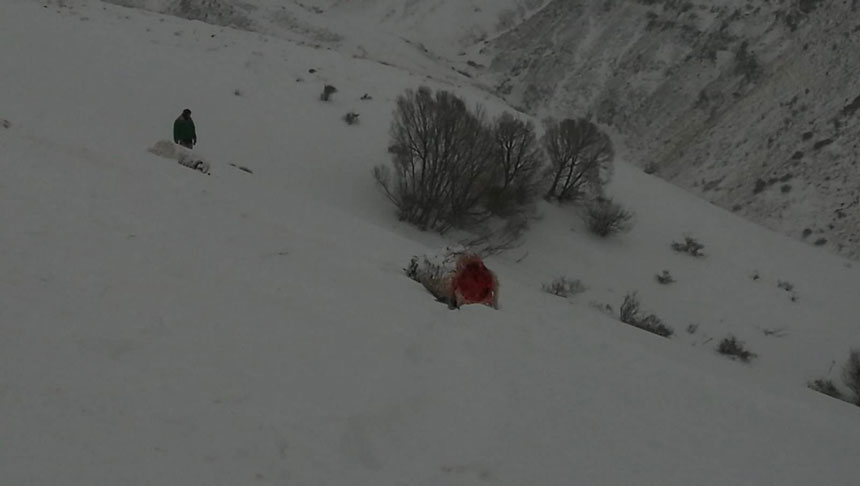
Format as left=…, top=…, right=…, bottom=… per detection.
left=589, top=300, right=614, bottom=316
left=655, top=270, right=675, bottom=285
left=542, top=277, right=587, bottom=298
left=671, top=236, right=705, bottom=257
left=320, top=84, right=337, bottom=101
left=777, top=280, right=795, bottom=292
left=583, top=197, right=633, bottom=237
left=808, top=349, right=860, bottom=406
left=619, top=293, right=673, bottom=338
left=807, top=379, right=844, bottom=400
left=643, top=161, right=658, bottom=174
left=343, top=112, right=360, bottom=125
left=716, top=335, right=757, bottom=362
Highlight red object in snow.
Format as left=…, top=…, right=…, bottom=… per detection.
left=451, top=254, right=498, bottom=308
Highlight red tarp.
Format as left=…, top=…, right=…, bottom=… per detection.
left=451, top=254, right=498, bottom=308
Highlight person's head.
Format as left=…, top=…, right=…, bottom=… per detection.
left=182, top=108, right=192, bottom=119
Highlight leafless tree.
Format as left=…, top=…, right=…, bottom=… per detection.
left=485, top=112, right=544, bottom=215
left=374, top=87, right=496, bottom=232
left=542, top=117, right=614, bottom=202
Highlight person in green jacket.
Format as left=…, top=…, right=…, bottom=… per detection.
left=173, top=108, right=197, bottom=149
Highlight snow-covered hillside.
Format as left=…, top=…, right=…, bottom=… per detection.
left=96, top=0, right=546, bottom=85
left=2, top=1, right=859, bottom=484
left=478, top=0, right=860, bottom=258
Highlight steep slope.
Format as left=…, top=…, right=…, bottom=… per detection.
left=2, top=1, right=860, bottom=485
left=96, top=0, right=548, bottom=83
left=481, top=0, right=860, bottom=258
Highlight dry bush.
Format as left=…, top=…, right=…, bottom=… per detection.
left=655, top=270, right=675, bottom=284
left=671, top=236, right=705, bottom=257
left=375, top=87, right=542, bottom=247
left=619, top=293, right=673, bottom=338
left=716, top=335, right=757, bottom=362
left=343, top=112, right=360, bottom=125
left=542, top=277, right=587, bottom=298
left=584, top=197, right=633, bottom=237
left=807, top=379, right=844, bottom=401
left=320, top=84, right=337, bottom=101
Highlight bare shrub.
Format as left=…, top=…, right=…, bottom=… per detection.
left=374, top=87, right=533, bottom=235
left=584, top=197, right=633, bottom=237
left=643, top=161, right=658, bottom=174
left=373, top=87, right=498, bottom=232
left=320, top=84, right=337, bottom=101
left=619, top=293, right=673, bottom=338
left=671, top=236, right=705, bottom=257
left=542, top=117, right=614, bottom=202
left=589, top=300, right=614, bottom=316
left=717, top=335, right=757, bottom=362
left=484, top=112, right=545, bottom=216
left=842, top=349, right=860, bottom=405
left=656, top=270, right=675, bottom=285
left=542, top=277, right=586, bottom=298
left=167, top=0, right=253, bottom=29
left=807, top=379, right=845, bottom=401
left=343, top=112, right=360, bottom=125
left=619, top=293, right=640, bottom=324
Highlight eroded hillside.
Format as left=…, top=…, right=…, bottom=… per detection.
left=482, top=0, right=860, bottom=256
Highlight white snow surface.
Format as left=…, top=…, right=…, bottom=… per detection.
left=1, top=1, right=859, bottom=484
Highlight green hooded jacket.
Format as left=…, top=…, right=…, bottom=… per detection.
left=174, top=116, right=197, bottom=144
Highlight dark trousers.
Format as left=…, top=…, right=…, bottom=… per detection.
left=178, top=140, right=194, bottom=149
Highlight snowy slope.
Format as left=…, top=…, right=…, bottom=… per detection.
left=480, top=0, right=860, bottom=258
left=97, top=0, right=547, bottom=86
left=2, top=1, right=860, bottom=485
